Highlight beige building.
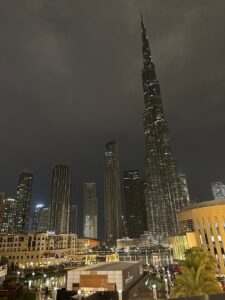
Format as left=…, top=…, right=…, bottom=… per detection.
left=170, top=199, right=225, bottom=273
left=0, top=232, right=77, bottom=268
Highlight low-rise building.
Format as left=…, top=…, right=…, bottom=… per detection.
left=76, top=237, right=100, bottom=255
left=0, top=232, right=77, bottom=268
left=117, top=237, right=138, bottom=249
left=66, top=261, right=143, bottom=295
left=0, top=267, right=7, bottom=283
left=169, top=199, right=225, bottom=273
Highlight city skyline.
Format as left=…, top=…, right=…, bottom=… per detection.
left=0, top=1, right=224, bottom=240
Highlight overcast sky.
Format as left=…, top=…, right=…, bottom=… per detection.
left=0, top=0, right=224, bottom=239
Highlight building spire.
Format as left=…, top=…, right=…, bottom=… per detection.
left=140, top=10, right=145, bottom=33
left=141, top=12, right=154, bottom=77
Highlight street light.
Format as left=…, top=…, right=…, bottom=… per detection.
left=152, top=284, right=157, bottom=300
left=32, top=272, right=35, bottom=276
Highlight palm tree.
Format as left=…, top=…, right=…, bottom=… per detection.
left=171, top=247, right=222, bottom=298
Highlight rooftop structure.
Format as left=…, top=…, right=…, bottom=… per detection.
left=67, top=261, right=143, bottom=294
left=181, top=198, right=225, bottom=211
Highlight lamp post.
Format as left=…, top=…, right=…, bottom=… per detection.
left=164, top=278, right=169, bottom=298
left=168, top=272, right=172, bottom=287
left=152, top=284, right=157, bottom=300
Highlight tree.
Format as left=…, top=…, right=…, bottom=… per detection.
left=0, top=256, right=8, bottom=266
left=171, top=247, right=222, bottom=298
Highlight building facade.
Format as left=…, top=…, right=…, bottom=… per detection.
left=104, top=141, right=122, bottom=246
left=211, top=182, right=225, bottom=200
left=175, top=199, right=225, bottom=273
left=123, top=170, right=146, bottom=238
left=14, top=172, right=33, bottom=233
left=83, top=183, right=97, bottom=239
left=49, top=164, right=72, bottom=234
left=0, top=232, right=77, bottom=268
left=70, top=204, right=78, bottom=234
left=140, top=15, right=187, bottom=241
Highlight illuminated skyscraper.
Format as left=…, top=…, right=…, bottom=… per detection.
left=49, top=164, right=72, bottom=234
left=33, top=204, right=49, bottom=232
left=0, top=192, right=5, bottom=225
left=123, top=170, right=146, bottom=238
left=14, top=171, right=33, bottom=232
left=33, top=204, right=44, bottom=232
left=212, top=182, right=225, bottom=200
left=0, top=198, right=16, bottom=234
left=104, top=141, right=122, bottom=246
left=179, top=173, right=191, bottom=208
left=83, top=183, right=97, bottom=239
left=37, top=207, right=49, bottom=232
left=141, top=15, right=187, bottom=240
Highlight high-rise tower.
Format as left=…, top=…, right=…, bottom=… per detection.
left=104, top=141, right=122, bottom=246
left=83, top=183, right=98, bottom=239
left=14, top=171, right=33, bottom=232
left=141, top=15, right=187, bottom=241
left=37, top=206, right=49, bottom=232
left=49, top=164, right=72, bottom=234
left=123, top=170, right=146, bottom=238
left=32, top=204, right=49, bottom=232
left=69, top=204, right=78, bottom=234
left=0, top=198, right=16, bottom=234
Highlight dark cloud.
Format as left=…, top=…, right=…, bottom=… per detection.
left=0, top=0, right=224, bottom=239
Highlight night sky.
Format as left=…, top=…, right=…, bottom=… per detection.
left=0, top=1, right=224, bottom=240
